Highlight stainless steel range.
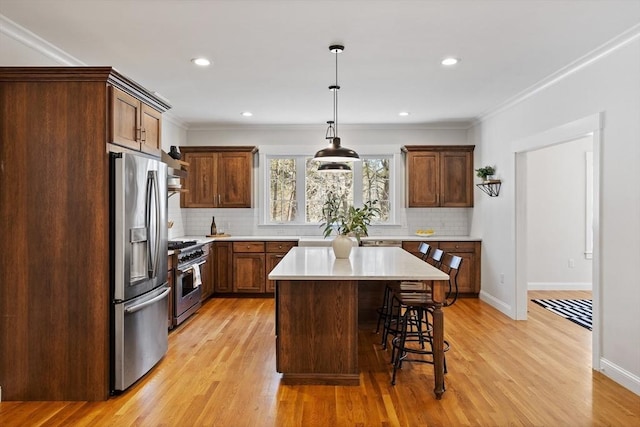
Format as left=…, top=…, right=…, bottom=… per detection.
left=169, top=241, right=204, bottom=326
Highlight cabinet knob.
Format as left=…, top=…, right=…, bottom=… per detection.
left=247, top=245, right=251, bottom=249
left=278, top=245, right=283, bottom=249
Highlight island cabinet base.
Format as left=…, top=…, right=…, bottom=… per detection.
left=276, top=280, right=359, bottom=385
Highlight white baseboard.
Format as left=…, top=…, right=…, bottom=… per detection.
left=528, top=282, right=592, bottom=291
left=479, top=290, right=514, bottom=319
left=598, top=358, right=640, bottom=396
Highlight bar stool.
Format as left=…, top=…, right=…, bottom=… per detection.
left=374, top=242, right=431, bottom=339
left=441, top=254, right=462, bottom=306
left=388, top=255, right=463, bottom=384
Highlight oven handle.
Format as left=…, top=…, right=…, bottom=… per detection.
left=177, top=260, right=206, bottom=274
left=124, top=287, right=170, bottom=314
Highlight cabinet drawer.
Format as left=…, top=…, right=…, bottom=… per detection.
left=266, top=241, right=297, bottom=253
left=233, top=241, right=265, bottom=253
left=439, top=241, right=477, bottom=253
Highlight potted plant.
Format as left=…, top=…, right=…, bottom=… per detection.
left=320, top=192, right=380, bottom=258
left=475, top=165, right=496, bottom=182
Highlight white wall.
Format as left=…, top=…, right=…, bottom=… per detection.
left=183, top=125, right=474, bottom=237
left=162, top=116, right=189, bottom=240
left=527, top=136, right=592, bottom=289
left=470, top=36, right=640, bottom=394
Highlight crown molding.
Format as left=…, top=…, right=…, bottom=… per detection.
left=0, top=14, right=85, bottom=65
left=476, top=23, right=640, bottom=125
left=186, top=121, right=473, bottom=132
left=163, top=112, right=189, bottom=129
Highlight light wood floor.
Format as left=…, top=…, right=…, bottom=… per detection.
left=1, top=291, right=639, bottom=426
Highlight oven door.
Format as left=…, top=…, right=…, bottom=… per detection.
left=175, top=260, right=204, bottom=320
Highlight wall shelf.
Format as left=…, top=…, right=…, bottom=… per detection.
left=476, top=180, right=502, bottom=197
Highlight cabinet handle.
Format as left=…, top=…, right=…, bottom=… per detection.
left=141, top=128, right=146, bottom=142
left=218, top=194, right=221, bottom=205
left=275, top=254, right=284, bottom=258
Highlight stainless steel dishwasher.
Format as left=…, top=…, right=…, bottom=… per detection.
left=360, top=239, right=403, bottom=247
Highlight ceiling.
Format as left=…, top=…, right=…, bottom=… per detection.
left=1, top=0, right=639, bottom=127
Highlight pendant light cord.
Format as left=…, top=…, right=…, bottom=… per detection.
left=334, top=48, right=339, bottom=138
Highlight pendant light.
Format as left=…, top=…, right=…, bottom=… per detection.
left=313, top=44, right=360, bottom=163
left=318, top=120, right=352, bottom=172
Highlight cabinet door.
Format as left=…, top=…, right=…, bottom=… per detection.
left=407, top=151, right=439, bottom=207
left=214, top=242, right=233, bottom=293
left=181, top=152, right=217, bottom=208
left=218, top=151, right=252, bottom=208
left=265, top=242, right=297, bottom=293
left=140, top=104, right=162, bottom=156
left=438, top=241, right=480, bottom=294
left=233, top=253, right=265, bottom=292
left=110, top=87, right=141, bottom=151
left=440, top=151, right=473, bottom=207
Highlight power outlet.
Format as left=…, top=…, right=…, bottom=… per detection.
left=568, top=258, right=575, bottom=268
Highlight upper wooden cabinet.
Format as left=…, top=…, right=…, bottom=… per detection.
left=110, top=86, right=163, bottom=156
left=403, top=145, right=474, bottom=207
left=180, top=146, right=257, bottom=208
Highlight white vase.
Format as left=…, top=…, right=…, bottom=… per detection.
left=332, top=235, right=353, bottom=259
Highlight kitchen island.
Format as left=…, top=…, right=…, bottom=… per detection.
left=268, top=246, right=450, bottom=398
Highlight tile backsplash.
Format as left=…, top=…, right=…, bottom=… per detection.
left=168, top=196, right=471, bottom=238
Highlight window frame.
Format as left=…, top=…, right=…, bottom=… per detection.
left=262, top=153, right=397, bottom=226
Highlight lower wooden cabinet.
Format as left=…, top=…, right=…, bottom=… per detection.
left=213, top=240, right=297, bottom=295
left=233, top=241, right=266, bottom=292
left=438, top=241, right=481, bottom=295
left=266, top=241, right=298, bottom=292
left=402, top=240, right=481, bottom=295
left=214, top=242, right=233, bottom=293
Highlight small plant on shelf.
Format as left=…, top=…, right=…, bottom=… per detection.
left=475, top=165, right=496, bottom=182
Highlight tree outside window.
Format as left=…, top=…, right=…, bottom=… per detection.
left=266, top=155, right=392, bottom=225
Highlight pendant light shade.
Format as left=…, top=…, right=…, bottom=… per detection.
left=313, top=44, right=360, bottom=163
left=318, top=161, right=352, bottom=172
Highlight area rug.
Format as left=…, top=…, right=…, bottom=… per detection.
left=531, top=299, right=592, bottom=331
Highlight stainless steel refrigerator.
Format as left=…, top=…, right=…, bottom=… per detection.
left=110, top=151, right=169, bottom=392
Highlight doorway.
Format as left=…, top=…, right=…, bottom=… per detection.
left=513, top=113, right=602, bottom=368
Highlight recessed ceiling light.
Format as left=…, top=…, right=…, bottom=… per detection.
left=191, top=57, right=211, bottom=66
left=441, top=57, right=460, bottom=66
left=399, top=111, right=410, bottom=116
left=241, top=111, right=253, bottom=117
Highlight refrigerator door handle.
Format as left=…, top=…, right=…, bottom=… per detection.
left=124, top=287, right=170, bottom=314
left=147, top=170, right=161, bottom=279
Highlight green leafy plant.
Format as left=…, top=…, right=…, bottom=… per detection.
left=475, top=165, right=496, bottom=180
left=320, top=192, right=380, bottom=242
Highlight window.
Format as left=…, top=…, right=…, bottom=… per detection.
left=266, top=155, right=393, bottom=225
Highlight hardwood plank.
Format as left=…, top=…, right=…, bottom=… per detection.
left=1, top=292, right=638, bottom=426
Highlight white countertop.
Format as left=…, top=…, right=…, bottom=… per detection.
left=171, top=235, right=480, bottom=245
left=268, top=247, right=450, bottom=281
